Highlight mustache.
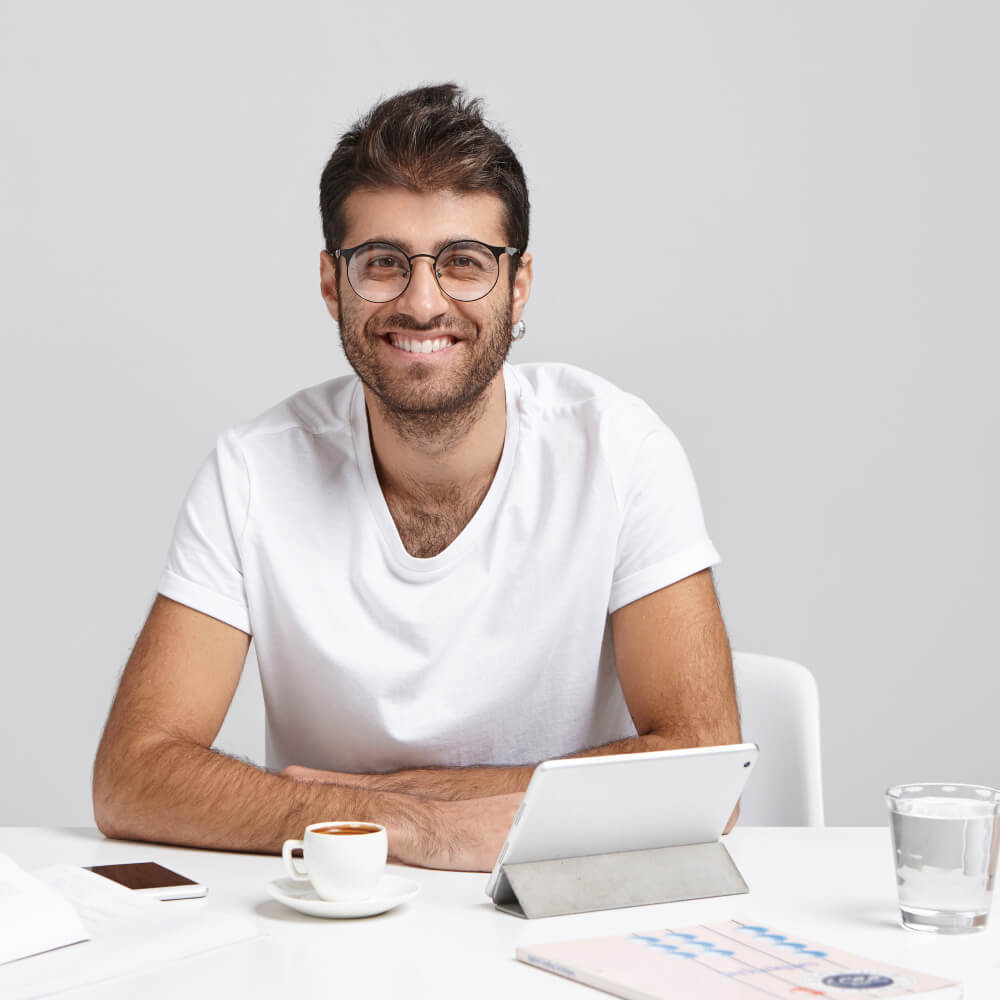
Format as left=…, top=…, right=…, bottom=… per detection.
left=367, top=313, right=468, bottom=335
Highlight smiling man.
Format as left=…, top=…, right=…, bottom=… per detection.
left=93, top=84, right=741, bottom=871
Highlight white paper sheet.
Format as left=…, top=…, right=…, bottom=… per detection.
left=0, top=853, right=90, bottom=965
left=0, top=862, right=259, bottom=999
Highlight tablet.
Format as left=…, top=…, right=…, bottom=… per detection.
left=486, top=743, right=758, bottom=899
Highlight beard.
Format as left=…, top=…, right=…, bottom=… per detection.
left=337, top=287, right=513, bottom=443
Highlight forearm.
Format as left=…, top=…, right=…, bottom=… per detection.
left=568, top=720, right=743, bottom=760
left=354, top=763, right=536, bottom=800
left=345, top=722, right=739, bottom=798
left=93, top=735, right=441, bottom=862
left=393, top=722, right=740, bottom=796
left=287, top=719, right=741, bottom=802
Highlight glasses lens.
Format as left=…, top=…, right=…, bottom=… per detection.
left=436, top=242, right=499, bottom=301
left=348, top=243, right=410, bottom=302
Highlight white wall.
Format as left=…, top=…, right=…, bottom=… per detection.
left=2, top=1, right=996, bottom=828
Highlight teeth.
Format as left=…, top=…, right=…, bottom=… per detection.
left=391, top=336, right=452, bottom=354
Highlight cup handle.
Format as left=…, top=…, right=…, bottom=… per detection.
left=282, top=839, right=309, bottom=881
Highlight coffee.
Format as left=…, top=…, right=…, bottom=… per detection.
left=283, top=820, right=388, bottom=901
left=313, top=824, right=380, bottom=836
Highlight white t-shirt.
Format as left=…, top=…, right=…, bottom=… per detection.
left=158, top=363, right=719, bottom=772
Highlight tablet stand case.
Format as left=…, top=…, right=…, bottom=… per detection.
left=491, top=840, right=748, bottom=919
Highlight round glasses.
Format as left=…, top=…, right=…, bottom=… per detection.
left=331, top=240, right=520, bottom=303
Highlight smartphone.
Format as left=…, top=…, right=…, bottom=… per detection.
left=84, top=862, right=208, bottom=900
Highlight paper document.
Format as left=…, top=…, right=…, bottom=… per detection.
left=0, top=853, right=90, bottom=965
left=0, top=862, right=258, bottom=999
left=517, top=918, right=962, bottom=999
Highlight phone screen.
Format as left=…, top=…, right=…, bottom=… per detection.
left=85, top=862, right=200, bottom=891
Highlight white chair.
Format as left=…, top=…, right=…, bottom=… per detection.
left=732, top=651, right=825, bottom=826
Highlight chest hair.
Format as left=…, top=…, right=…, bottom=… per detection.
left=384, top=483, right=490, bottom=558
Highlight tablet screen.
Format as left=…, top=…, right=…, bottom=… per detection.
left=487, top=743, right=757, bottom=897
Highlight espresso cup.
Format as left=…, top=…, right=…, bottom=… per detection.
left=282, top=821, right=388, bottom=901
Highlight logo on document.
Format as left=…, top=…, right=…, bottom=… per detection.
left=820, top=972, right=896, bottom=989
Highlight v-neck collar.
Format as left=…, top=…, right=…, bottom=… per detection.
left=350, top=364, right=521, bottom=578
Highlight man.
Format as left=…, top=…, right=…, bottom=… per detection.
left=93, top=84, right=741, bottom=872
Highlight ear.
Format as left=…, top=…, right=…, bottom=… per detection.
left=510, top=252, right=533, bottom=324
left=319, top=250, right=341, bottom=322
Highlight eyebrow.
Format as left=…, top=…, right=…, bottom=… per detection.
left=356, top=235, right=488, bottom=253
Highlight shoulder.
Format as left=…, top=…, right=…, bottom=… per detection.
left=221, top=374, right=358, bottom=455
left=507, top=362, right=668, bottom=439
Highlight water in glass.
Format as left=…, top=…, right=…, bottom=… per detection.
left=887, top=784, right=999, bottom=933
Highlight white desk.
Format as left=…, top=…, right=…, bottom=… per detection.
left=1, top=827, right=996, bottom=998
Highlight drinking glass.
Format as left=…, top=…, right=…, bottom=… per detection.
left=886, top=783, right=1000, bottom=933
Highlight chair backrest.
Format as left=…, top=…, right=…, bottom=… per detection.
left=732, top=651, right=825, bottom=826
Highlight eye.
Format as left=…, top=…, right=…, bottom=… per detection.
left=356, top=246, right=408, bottom=280
left=439, top=248, right=491, bottom=274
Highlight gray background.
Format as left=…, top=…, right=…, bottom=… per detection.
left=2, top=1, right=996, bottom=828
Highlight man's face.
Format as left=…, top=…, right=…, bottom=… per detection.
left=320, top=188, right=532, bottom=418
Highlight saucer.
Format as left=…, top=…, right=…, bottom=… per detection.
left=266, top=874, right=419, bottom=918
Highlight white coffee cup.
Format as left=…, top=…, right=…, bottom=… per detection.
left=282, top=821, right=388, bottom=901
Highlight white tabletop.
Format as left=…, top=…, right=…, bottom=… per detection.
left=1, top=826, right=996, bottom=998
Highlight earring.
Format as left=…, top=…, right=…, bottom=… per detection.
left=511, top=319, right=527, bottom=341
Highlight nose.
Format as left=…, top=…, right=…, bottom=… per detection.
left=394, top=255, right=450, bottom=322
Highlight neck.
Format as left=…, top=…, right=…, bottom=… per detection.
left=364, top=371, right=508, bottom=502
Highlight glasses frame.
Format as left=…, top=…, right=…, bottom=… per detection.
left=329, top=239, right=520, bottom=303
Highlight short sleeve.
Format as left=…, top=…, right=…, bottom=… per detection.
left=607, top=419, right=720, bottom=614
left=157, top=430, right=252, bottom=634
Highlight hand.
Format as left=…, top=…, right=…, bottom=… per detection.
left=281, top=765, right=522, bottom=871
left=723, top=800, right=740, bottom=835
left=400, top=792, right=523, bottom=873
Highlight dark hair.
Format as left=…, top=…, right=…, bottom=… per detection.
left=319, top=84, right=530, bottom=259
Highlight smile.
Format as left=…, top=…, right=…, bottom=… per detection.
left=386, top=334, right=457, bottom=355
